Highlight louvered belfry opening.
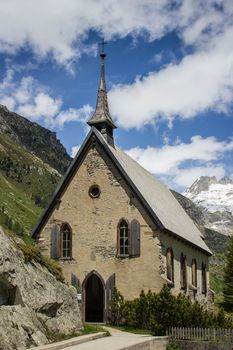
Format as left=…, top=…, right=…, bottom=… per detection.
left=85, top=273, right=104, bottom=322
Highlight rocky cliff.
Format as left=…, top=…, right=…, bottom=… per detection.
left=0, top=230, right=82, bottom=350
left=0, top=104, right=71, bottom=174
left=0, top=105, right=72, bottom=234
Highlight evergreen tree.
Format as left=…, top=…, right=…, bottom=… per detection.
left=223, top=235, right=233, bottom=312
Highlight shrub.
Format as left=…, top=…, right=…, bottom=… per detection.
left=111, top=287, right=124, bottom=325
left=110, top=285, right=233, bottom=334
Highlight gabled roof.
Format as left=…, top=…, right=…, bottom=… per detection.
left=31, top=127, right=211, bottom=256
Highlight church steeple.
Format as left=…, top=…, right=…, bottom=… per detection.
left=87, top=40, right=117, bottom=146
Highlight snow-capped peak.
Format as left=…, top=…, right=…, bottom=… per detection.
left=183, top=176, right=233, bottom=214
left=183, top=176, right=218, bottom=198
left=183, top=176, right=233, bottom=236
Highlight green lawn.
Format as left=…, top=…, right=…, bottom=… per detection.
left=107, top=324, right=153, bottom=335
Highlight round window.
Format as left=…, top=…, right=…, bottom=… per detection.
left=89, top=185, right=101, bottom=198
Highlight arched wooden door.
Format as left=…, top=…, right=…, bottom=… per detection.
left=84, top=273, right=104, bottom=322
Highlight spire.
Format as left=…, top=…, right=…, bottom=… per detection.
left=87, top=39, right=116, bottom=146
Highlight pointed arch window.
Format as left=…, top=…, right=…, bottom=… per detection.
left=118, top=220, right=129, bottom=256
left=202, top=263, right=207, bottom=294
left=61, top=223, right=72, bottom=259
left=191, top=259, right=197, bottom=288
left=180, top=253, right=187, bottom=290
left=166, top=248, right=174, bottom=284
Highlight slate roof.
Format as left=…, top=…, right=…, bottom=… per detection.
left=104, top=136, right=211, bottom=255
left=31, top=127, right=211, bottom=256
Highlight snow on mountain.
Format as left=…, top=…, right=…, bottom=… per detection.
left=183, top=176, right=233, bottom=235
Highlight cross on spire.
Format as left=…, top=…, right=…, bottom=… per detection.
left=99, top=38, right=107, bottom=60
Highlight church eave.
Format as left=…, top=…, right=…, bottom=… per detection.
left=164, top=228, right=212, bottom=256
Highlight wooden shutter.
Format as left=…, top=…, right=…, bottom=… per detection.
left=130, top=219, right=141, bottom=256
left=50, top=224, right=60, bottom=259
left=71, top=273, right=81, bottom=292
left=106, top=273, right=115, bottom=322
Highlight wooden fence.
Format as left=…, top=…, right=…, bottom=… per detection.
left=168, top=327, right=233, bottom=342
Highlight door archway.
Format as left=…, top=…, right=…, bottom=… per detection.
left=84, top=272, right=104, bottom=322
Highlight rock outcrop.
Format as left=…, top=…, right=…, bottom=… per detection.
left=0, top=104, right=71, bottom=174
left=0, top=230, right=82, bottom=350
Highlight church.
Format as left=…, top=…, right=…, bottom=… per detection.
left=31, top=46, right=212, bottom=323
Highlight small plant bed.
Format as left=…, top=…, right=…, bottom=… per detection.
left=82, top=323, right=110, bottom=336
left=108, top=324, right=153, bottom=335
left=45, top=324, right=110, bottom=343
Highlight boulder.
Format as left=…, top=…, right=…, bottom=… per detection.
left=0, top=231, right=82, bottom=349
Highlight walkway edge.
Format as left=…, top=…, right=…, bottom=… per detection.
left=119, top=336, right=168, bottom=350
left=30, top=332, right=107, bottom=350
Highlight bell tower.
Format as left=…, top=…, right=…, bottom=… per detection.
left=87, top=40, right=117, bottom=147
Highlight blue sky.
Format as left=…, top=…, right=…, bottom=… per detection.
left=0, top=0, right=232, bottom=191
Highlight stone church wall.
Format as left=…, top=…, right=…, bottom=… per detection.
left=38, top=143, right=165, bottom=300
left=160, top=233, right=209, bottom=305
left=38, top=142, right=209, bottom=304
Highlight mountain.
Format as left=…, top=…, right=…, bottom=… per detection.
left=183, top=176, right=233, bottom=236
left=0, top=104, right=71, bottom=173
left=0, top=104, right=72, bottom=234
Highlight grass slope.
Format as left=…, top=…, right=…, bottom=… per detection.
left=0, top=172, right=42, bottom=233
left=0, top=133, right=61, bottom=234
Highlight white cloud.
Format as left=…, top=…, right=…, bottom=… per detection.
left=55, top=105, right=93, bottom=129
left=18, top=93, right=62, bottom=121
left=0, top=96, right=15, bottom=110
left=0, top=0, right=232, bottom=67
left=0, top=0, right=175, bottom=65
left=0, top=69, right=93, bottom=128
left=0, top=1, right=232, bottom=138
left=71, top=145, right=81, bottom=158
left=14, top=76, right=37, bottom=104
left=125, top=136, right=233, bottom=189
left=109, top=25, right=233, bottom=128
